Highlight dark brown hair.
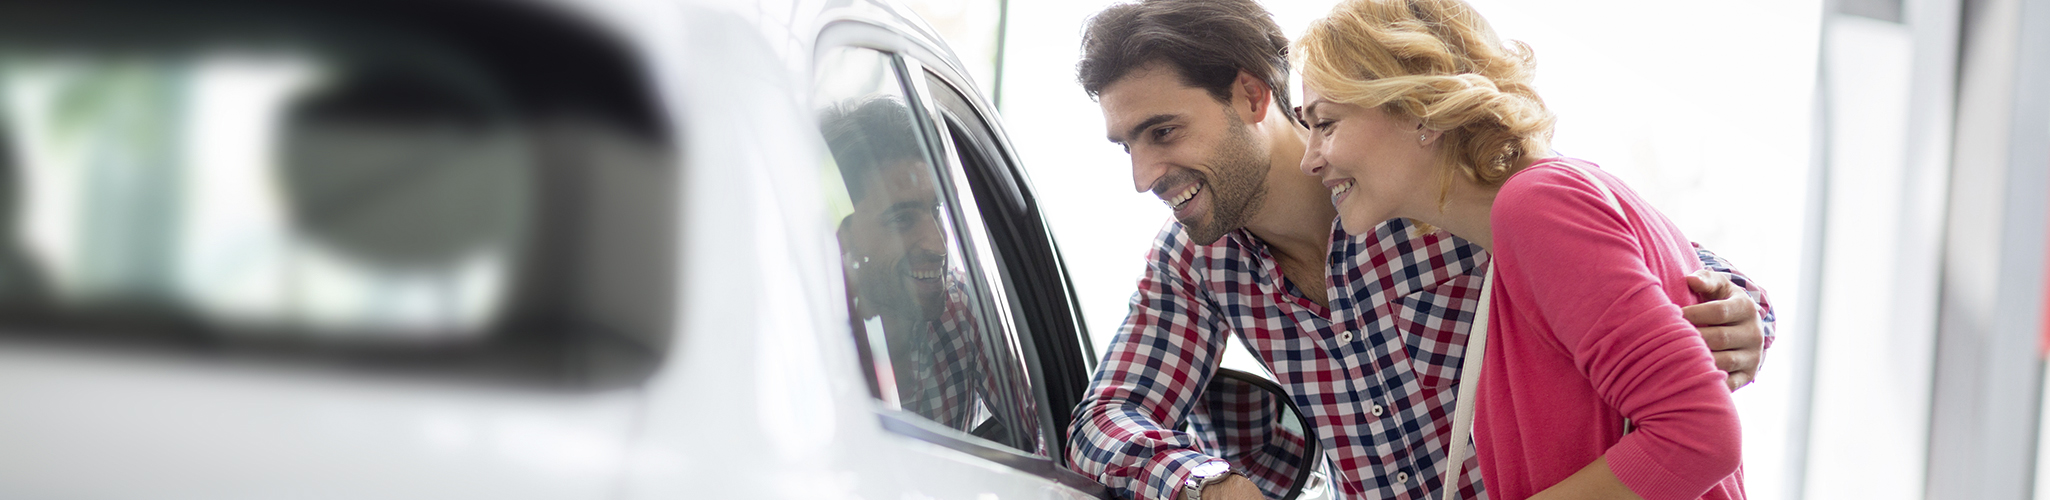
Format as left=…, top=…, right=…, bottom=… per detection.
left=1078, top=0, right=1298, bottom=125
left=819, top=97, right=922, bottom=204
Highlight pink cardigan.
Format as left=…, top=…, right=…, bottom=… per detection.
left=1474, top=158, right=1744, bottom=500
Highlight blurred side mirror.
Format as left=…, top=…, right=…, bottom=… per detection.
left=1183, top=368, right=1329, bottom=500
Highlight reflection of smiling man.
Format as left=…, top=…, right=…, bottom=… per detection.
left=823, top=98, right=1016, bottom=438
left=826, top=98, right=950, bottom=339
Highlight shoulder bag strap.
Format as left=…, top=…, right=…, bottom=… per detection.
left=1441, top=263, right=1494, bottom=500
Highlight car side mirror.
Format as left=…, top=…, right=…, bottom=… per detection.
left=1182, top=368, right=1330, bottom=500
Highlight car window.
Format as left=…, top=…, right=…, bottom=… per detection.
left=811, top=46, right=1044, bottom=456
left=919, top=70, right=1097, bottom=459
left=0, top=2, right=675, bottom=388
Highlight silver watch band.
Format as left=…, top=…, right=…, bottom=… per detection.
left=1183, top=469, right=1235, bottom=500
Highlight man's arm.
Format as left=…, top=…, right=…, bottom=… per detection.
left=1068, top=234, right=1236, bottom=500
left=1685, top=244, right=1777, bottom=391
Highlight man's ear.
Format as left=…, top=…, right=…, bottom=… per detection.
left=1232, top=70, right=1273, bottom=124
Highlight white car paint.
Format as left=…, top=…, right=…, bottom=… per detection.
left=0, top=0, right=1107, bottom=499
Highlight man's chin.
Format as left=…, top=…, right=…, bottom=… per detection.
left=1180, top=217, right=1231, bottom=245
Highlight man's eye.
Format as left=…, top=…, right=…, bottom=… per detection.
left=1152, top=126, right=1175, bottom=141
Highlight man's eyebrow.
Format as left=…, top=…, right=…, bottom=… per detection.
left=1108, top=113, right=1178, bottom=144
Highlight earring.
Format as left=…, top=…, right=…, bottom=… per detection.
left=1419, top=133, right=1429, bottom=144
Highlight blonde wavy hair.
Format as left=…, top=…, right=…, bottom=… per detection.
left=1295, top=0, right=1555, bottom=197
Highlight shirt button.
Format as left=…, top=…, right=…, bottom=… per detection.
left=1396, top=471, right=1410, bottom=484
left=1338, top=331, right=1354, bottom=343
left=1370, top=404, right=1385, bottom=417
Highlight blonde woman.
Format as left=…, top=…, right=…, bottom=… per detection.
left=1293, top=1, right=1744, bottom=499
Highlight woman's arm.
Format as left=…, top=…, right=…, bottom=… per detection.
left=1527, top=456, right=1641, bottom=500
left=1492, top=166, right=1743, bottom=500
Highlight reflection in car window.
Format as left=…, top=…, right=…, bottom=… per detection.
left=812, top=46, right=1042, bottom=455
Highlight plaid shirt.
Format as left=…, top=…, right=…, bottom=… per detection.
left=1067, top=218, right=1772, bottom=500
left=1185, top=374, right=1312, bottom=495
left=880, top=278, right=1043, bottom=452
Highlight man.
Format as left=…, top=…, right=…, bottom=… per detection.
left=822, top=97, right=1035, bottom=448
left=1063, top=1, right=1775, bottom=500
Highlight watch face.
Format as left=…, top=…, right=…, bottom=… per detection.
left=1189, top=460, right=1232, bottom=479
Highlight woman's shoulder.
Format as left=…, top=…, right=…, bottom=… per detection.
left=1496, top=157, right=1612, bottom=210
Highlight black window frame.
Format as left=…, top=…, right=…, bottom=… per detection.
left=917, top=70, right=1099, bottom=464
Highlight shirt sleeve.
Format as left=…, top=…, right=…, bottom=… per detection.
left=1066, top=226, right=1234, bottom=500
left=1492, top=168, right=1742, bottom=500
left=1190, top=378, right=1305, bottom=499
left=1690, top=243, right=1777, bottom=350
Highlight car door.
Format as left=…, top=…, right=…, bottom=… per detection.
left=806, top=19, right=1108, bottom=499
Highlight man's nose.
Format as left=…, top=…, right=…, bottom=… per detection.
left=912, top=219, right=948, bottom=257
left=1131, top=150, right=1167, bottom=193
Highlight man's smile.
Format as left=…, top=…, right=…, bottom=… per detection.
left=1165, top=183, right=1203, bottom=209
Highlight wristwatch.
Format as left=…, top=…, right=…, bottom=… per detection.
left=1182, top=460, right=1236, bottom=500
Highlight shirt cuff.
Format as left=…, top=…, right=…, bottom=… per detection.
left=1142, top=449, right=1225, bottom=500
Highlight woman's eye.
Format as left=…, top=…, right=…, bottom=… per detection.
left=1314, top=121, right=1334, bottom=133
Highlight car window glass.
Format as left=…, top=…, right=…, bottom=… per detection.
left=921, top=70, right=1104, bottom=455
left=811, top=46, right=1042, bottom=455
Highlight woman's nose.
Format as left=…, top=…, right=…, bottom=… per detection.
left=1299, top=145, right=1326, bottom=177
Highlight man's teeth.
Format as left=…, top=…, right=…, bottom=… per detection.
left=911, top=269, right=942, bottom=280
left=1329, top=180, right=1354, bottom=199
left=1167, top=184, right=1202, bottom=209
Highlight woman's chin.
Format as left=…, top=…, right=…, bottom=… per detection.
left=1337, top=213, right=1377, bottom=236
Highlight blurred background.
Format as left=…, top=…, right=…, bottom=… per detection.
left=902, top=0, right=2050, bottom=499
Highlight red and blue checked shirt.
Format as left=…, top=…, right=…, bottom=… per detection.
left=856, top=277, right=1044, bottom=453
left=1067, top=218, right=1773, bottom=500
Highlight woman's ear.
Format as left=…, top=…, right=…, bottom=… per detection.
left=1415, top=122, right=1441, bottom=146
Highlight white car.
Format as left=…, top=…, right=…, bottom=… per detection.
left=0, top=0, right=1321, bottom=498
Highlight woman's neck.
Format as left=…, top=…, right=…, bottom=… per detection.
left=1415, top=175, right=1502, bottom=252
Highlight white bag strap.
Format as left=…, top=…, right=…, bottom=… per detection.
left=1441, top=263, right=1493, bottom=499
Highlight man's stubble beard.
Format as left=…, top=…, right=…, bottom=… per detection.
left=856, top=255, right=944, bottom=327
left=1182, top=115, right=1268, bottom=245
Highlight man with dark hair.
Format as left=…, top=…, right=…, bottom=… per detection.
left=1063, top=1, right=1777, bottom=500
left=821, top=98, right=1035, bottom=447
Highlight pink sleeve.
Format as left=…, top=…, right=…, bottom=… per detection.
left=1492, top=167, right=1741, bottom=500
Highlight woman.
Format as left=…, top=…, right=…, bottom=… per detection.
left=1292, top=1, right=1744, bottom=499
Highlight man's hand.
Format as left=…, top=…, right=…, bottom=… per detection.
left=1180, top=475, right=1269, bottom=500
left=1681, top=269, right=1764, bottom=391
